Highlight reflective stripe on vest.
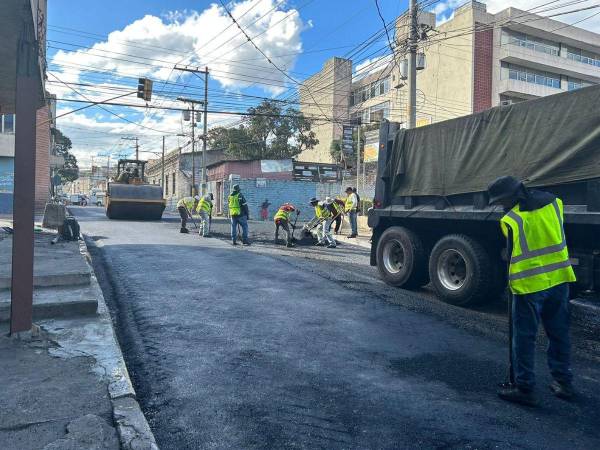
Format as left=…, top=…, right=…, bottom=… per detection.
left=228, top=193, right=241, bottom=216
left=501, top=198, right=576, bottom=295
left=197, top=198, right=212, bottom=214
left=177, top=197, right=196, bottom=211
left=315, top=204, right=331, bottom=219
left=274, top=208, right=290, bottom=222
left=345, top=195, right=355, bottom=212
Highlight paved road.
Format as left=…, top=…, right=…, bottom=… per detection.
left=73, top=207, right=600, bottom=450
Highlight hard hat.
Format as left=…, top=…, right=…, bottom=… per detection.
left=309, top=197, right=319, bottom=205
left=232, top=184, right=240, bottom=192
left=194, top=195, right=200, bottom=201
left=487, top=176, right=523, bottom=205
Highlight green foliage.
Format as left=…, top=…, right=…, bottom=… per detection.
left=209, top=100, right=319, bottom=160
left=329, top=139, right=342, bottom=162
left=52, top=128, right=79, bottom=182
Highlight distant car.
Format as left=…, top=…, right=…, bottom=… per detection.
left=89, top=192, right=105, bottom=206
left=69, top=194, right=87, bottom=206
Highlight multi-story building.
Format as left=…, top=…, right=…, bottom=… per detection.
left=298, top=1, right=600, bottom=163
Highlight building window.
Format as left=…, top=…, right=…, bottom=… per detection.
left=172, top=172, right=176, bottom=194
left=566, top=46, right=600, bottom=67
left=503, top=30, right=559, bottom=56
left=503, top=63, right=561, bottom=89
left=350, top=77, right=390, bottom=106
left=165, top=175, right=169, bottom=196
left=1, top=114, right=15, bottom=134
left=567, top=77, right=593, bottom=91
left=369, top=101, right=390, bottom=122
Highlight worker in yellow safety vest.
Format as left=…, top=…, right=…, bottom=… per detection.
left=344, top=186, right=359, bottom=238
left=309, top=197, right=336, bottom=248
left=176, top=195, right=200, bottom=233
left=228, top=184, right=250, bottom=245
left=488, top=176, right=576, bottom=407
left=196, top=193, right=213, bottom=237
left=274, top=203, right=299, bottom=247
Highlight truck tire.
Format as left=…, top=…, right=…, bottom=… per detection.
left=376, top=226, right=428, bottom=288
left=428, top=234, right=493, bottom=306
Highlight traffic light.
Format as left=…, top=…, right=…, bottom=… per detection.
left=137, top=78, right=153, bottom=102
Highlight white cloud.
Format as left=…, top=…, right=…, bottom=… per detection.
left=353, top=54, right=394, bottom=80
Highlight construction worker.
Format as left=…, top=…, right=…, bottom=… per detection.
left=330, top=197, right=345, bottom=235
left=196, top=193, right=213, bottom=237
left=488, top=176, right=577, bottom=406
left=310, top=197, right=336, bottom=248
left=345, top=186, right=359, bottom=238
left=228, top=184, right=250, bottom=246
left=176, top=195, right=200, bottom=233
left=274, top=203, right=298, bottom=247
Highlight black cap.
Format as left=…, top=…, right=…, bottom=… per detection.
left=487, top=176, right=523, bottom=205
left=309, top=197, right=318, bottom=205
left=345, top=186, right=353, bottom=193
left=232, top=184, right=240, bottom=192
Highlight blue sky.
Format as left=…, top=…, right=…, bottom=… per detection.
left=46, top=0, right=600, bottom=165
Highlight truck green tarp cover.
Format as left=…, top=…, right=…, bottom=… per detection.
left=385, top=84, right=600, bottom=197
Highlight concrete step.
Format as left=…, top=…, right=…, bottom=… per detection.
left=0, top=285, right=98, bottom=322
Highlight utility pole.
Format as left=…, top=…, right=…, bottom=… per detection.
left=356, top=125, right=361, bottom=191
left=161, top=136, right=165, bottom=194
left=407, top=0, right=418, bottom=129
left=175, top=65, right=209, bottom=195
left=177, top=96, right=205, bottom=196
left=122, top=136, right=139, bottom=160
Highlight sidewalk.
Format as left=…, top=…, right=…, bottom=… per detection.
left=0, top=224, right=157, bottom=450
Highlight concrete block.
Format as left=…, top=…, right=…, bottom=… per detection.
left=112, top=397, right=159, bottom=450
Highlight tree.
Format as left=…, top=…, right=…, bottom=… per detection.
left=330, top=139, right=342, bottom=162
left=52, top=128, right=79, bottom=182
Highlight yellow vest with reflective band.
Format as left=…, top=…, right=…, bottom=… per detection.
left=345, top=194, right=356, bottom=212
left=315, top=204, right=331, bottom=219
left=274, top=207, right=291, bottom=222
left=228, top=192, right=241, bottom=216
left=197, top=198, right=212, bottom=214
left=501, top=198, right=576, bottom=295
left=331, top=201, right=343, bottom=215
left=177, top=197, right=196, bottom=211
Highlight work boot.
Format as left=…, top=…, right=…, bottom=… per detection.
left=242, top=240, right=251, bottom=246
left=550, top=380, right=575, bottom=400
left=232, top=241, right=238, bottom=246
left=498, top=385, right=538, bottom=407
left=347, top=234, right=357, bottom=239
left=327, top=243, right=337, bottom=249
left=286, top=242, right=295, bottom=248
left=180, top=227, right=189, bottom=234
left=315, top=241, right=325, bottom=246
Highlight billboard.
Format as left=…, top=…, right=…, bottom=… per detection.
left=342, top=125, right=354, bottom=155
left=293, top=162, right=340, bottom=183
left=363, top=130, right=380, bottom=163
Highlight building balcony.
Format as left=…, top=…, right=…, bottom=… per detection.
left=499, top=44, right=600, bottom=83
left=0, top=135, right=15, bottom=158
left=496, top=78, right=562, bottom=100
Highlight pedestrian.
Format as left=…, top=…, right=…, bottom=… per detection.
left=176, top=195, right=200, bottom=234
left=344, top=186, right=359, bottom=238
left=196, top=193, right=213, bottom=237
left=310, top=197, right=336, bottom=248
left=274, top=203, right=298, bottom=248
left=488, top=176, right=577, bottom=407
left=260, top=199, right=271, bottom=221
left=228, top=184, right=250, bottom=246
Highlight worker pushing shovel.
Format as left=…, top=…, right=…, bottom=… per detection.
left=176, top=195, right=200, bottom=233
left=274, top=203, right=299, bottom=248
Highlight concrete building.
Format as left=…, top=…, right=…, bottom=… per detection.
left=298, top=1, right=600, bottom=162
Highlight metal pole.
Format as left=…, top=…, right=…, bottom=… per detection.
left=191, top=103, right=196, bottom=196
left=202, top=67, right=209, bottom=195
left=162, top=136, right=165, bottom=193
left=135, top=137, right=139, bottom=161
left=11, top=28, right=39, bottom=335
left=356, top=125, right=361, bottom=191
left=407, top=0, right=418, bottom=129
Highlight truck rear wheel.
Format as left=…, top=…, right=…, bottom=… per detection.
left=376, top=226, right=428, bottom=288
left=428, top=234, right=493, bottom=306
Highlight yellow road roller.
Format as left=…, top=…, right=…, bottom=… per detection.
left=106, top=159, right=166, bottom=220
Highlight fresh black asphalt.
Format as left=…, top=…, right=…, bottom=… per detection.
left=73, top=207, right=600, bottom=450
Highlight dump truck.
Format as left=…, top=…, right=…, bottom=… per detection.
left=106, top=159, right=165, bottom=220
left=369, top=85, right=600, bottom=307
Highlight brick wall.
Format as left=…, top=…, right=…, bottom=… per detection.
left=35, top=106, right=51, bottom=212
left=473, top=26, right=493, bottom=113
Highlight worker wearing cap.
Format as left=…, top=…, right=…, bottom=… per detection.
left=274, top=203, right=298, bottom=248
left=331, top=197, right=345, bottom=235
left=344, top=186, right=359, bottom=238
left=310, top=197, right=336, bottom=248
left=228, top=184, right=250, bottom=246
left=488, top=175, right=576, bottom=406
left=196, top=193, right=213, bottom=237
left=176, top=195, right=200, bottom=234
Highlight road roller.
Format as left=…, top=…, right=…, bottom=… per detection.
left=106, top=159, right=166, bottom=220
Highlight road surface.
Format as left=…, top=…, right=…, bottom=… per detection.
left=73, top=207, right=600, bottom=450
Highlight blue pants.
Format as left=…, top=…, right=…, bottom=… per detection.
left=512, top=283, right=572, bottom=390
left=231, top=215, right=248, bottom=243
left=348, top=211, right=358, bottom=235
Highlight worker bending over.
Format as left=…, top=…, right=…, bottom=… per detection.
left=331, top=197, right=345, bottom=235
left=274, top=203, right=298, bottom=248
left=176, top=195, right=200, bottom=233
left=196, top=193, right=213, bottom=237
left=228, top=184, right=250, bottom=246
left=488, top=176, right=576, bottom=406
left=309, top=197, right=336, bottom=248
left=345, top=186, right=359, bottom=238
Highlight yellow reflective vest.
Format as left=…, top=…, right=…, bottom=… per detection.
left=345, top=193, right=357, bottom=212
left=228, top=192, right=241, bottom=216
left=197, top=197, right=212, bottom=214
left=274, top=207, right=291, bottom=222
left=501, top=198, right=576, bottom=295
left=177, top=197, right=196, bottom=211
left=315, top=204, right=331, bottom=219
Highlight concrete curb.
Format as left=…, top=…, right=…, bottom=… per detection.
left=79, top=238, right=160, bottom=450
